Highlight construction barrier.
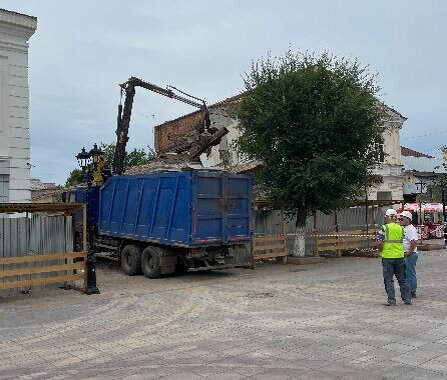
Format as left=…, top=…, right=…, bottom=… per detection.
left=0, top=251, right=87, bottom=290
left=252, top=234, right=287, bottom=264
left=315, top=229, right=378, bottom=256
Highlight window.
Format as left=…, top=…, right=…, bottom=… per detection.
left=378, top=144, right=385, bottom=163
left=0, top=174, right=9, bottom=202
left=377, top=191, right=392, bottom=201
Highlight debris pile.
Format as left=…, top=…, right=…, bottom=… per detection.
left=124, top=158, right=204, bottom=175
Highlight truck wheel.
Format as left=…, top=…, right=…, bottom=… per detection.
left=141, top=246, right=162, bottom=279
left=120, top=245, right=142, bottom=276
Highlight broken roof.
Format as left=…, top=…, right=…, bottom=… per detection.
left=154, top=93, right=243, bottom=130
left=401, top=146, right=434, bottom=158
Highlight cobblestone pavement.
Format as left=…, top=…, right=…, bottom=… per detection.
left=1, top=250, right=447, bottom=380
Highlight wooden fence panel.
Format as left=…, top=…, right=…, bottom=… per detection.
left=252, top=234, right=287, bottom=263
left=0, top=251, right=87, bottom=290
left=316, top=229, right=378, bottom=256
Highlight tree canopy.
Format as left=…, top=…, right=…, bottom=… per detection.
left=100, top=142, right=152, bottom=169
left=64, top=168, right=84, bottom=188
left=236, top=50, right=384, bottom=224
left=64, top=142, right=153, bottom=187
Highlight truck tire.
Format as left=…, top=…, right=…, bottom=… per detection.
left=120, top=245, right=142, bottom=276
left=141, top=246, right=162, bottom=279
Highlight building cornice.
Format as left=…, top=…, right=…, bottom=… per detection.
left=0, top=9, right=36, bottom=40
left=0, top=9, right=37, bottom=28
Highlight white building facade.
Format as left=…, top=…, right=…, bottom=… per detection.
left=367, top=106, right=406, bottom=201
left=199, top=103, right=407, bottom=202
left=0, top=9, right=37, bottom=202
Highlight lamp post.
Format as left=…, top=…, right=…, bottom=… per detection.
left=90, top=143, right=104, bottom=167
left=415, top=181, right=426, bottom=225
left=76, top=145, right=101, bottom=295
left=441, top=180, right=447, bottom=247
left=365, top=182, right=369, bottom=250
left=441, top=181, right=447, bottom=223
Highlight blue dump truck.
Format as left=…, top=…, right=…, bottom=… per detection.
left=70, top=170, right=253, bottom=278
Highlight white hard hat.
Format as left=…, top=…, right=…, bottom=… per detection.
left=399, top=210, right=413, bottom=220
left=385, top=209, right=398, bottom=217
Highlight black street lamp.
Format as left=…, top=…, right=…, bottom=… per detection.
left=75, top=147, right=91, bottom=172
left=76, top=145, right=100, bottom=295
left=89, top=143, right=104, bottom=166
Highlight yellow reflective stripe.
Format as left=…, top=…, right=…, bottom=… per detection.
left=385, top=224, right=390, bottom=241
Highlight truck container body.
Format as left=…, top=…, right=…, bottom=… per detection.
left=98, top=171, right=252, bottom=247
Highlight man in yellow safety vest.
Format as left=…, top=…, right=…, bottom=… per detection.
left=377, top=209, right=412, bottom=306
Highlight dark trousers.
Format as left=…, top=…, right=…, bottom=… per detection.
left=382, top=258, right=411, bottom=304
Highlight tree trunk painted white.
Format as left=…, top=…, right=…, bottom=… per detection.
left=293, top=225, right=306, bottom=257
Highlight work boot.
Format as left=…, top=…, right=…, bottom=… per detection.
left=411, top=292, right=417, bottom=298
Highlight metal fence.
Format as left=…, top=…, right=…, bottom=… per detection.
left=0, top=214, right=74, bottom=295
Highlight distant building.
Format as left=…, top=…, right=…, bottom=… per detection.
left=401, top=146, right=447, bottom=203
left=0, top=9, right=37, bottom=202
left=367, top=105, right=407, bottom=201
left=30, top=178, right=63, bottom=203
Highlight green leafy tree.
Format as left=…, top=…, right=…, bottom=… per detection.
left=64, top=143, right=153, bottom=187
left=65, top=168, right=84, bottom=188
left=236, top=50, right=383, bottom=256
left=100, top=142, right=152, bottom=168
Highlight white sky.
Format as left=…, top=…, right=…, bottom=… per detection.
left=2, top=0, right=446, bottom=184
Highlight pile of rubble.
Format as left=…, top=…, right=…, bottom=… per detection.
left=124, top=157, right=261, bottom=175
left=226, top=160, right=262, bottom=174
left=124, top=156, right=223, bottom=175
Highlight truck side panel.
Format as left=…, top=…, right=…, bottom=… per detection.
left=98, top=171, right=252, bottom=248
left=99, top=173, right=192, bottom=245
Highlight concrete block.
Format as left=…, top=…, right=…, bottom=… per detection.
left=287, top=256, right=325, bottom=265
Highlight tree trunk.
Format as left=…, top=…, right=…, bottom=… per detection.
left=293, top=209, right=307, bottom=257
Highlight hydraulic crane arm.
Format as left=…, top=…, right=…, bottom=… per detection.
left=113, top=77, right=210, bottom=175
left=124, top=77, right=206, bottom=108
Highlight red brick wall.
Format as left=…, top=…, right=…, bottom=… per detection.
left=154, top=111, right=203, bottom=151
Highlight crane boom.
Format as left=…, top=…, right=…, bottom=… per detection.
left=112, top=77, right=210, bottom=175
left=124, top=77, right=206, bottom=109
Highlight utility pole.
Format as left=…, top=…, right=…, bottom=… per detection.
left=415, top=181, right=426, bottom=225
left=441, top=180, right=446, bottom=223
left=441, top=181, right=447, bottom=247
left=365, top=183, right=369, bottom=250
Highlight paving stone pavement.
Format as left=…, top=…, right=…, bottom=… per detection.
left=1, top=250, right=447, bottom=379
